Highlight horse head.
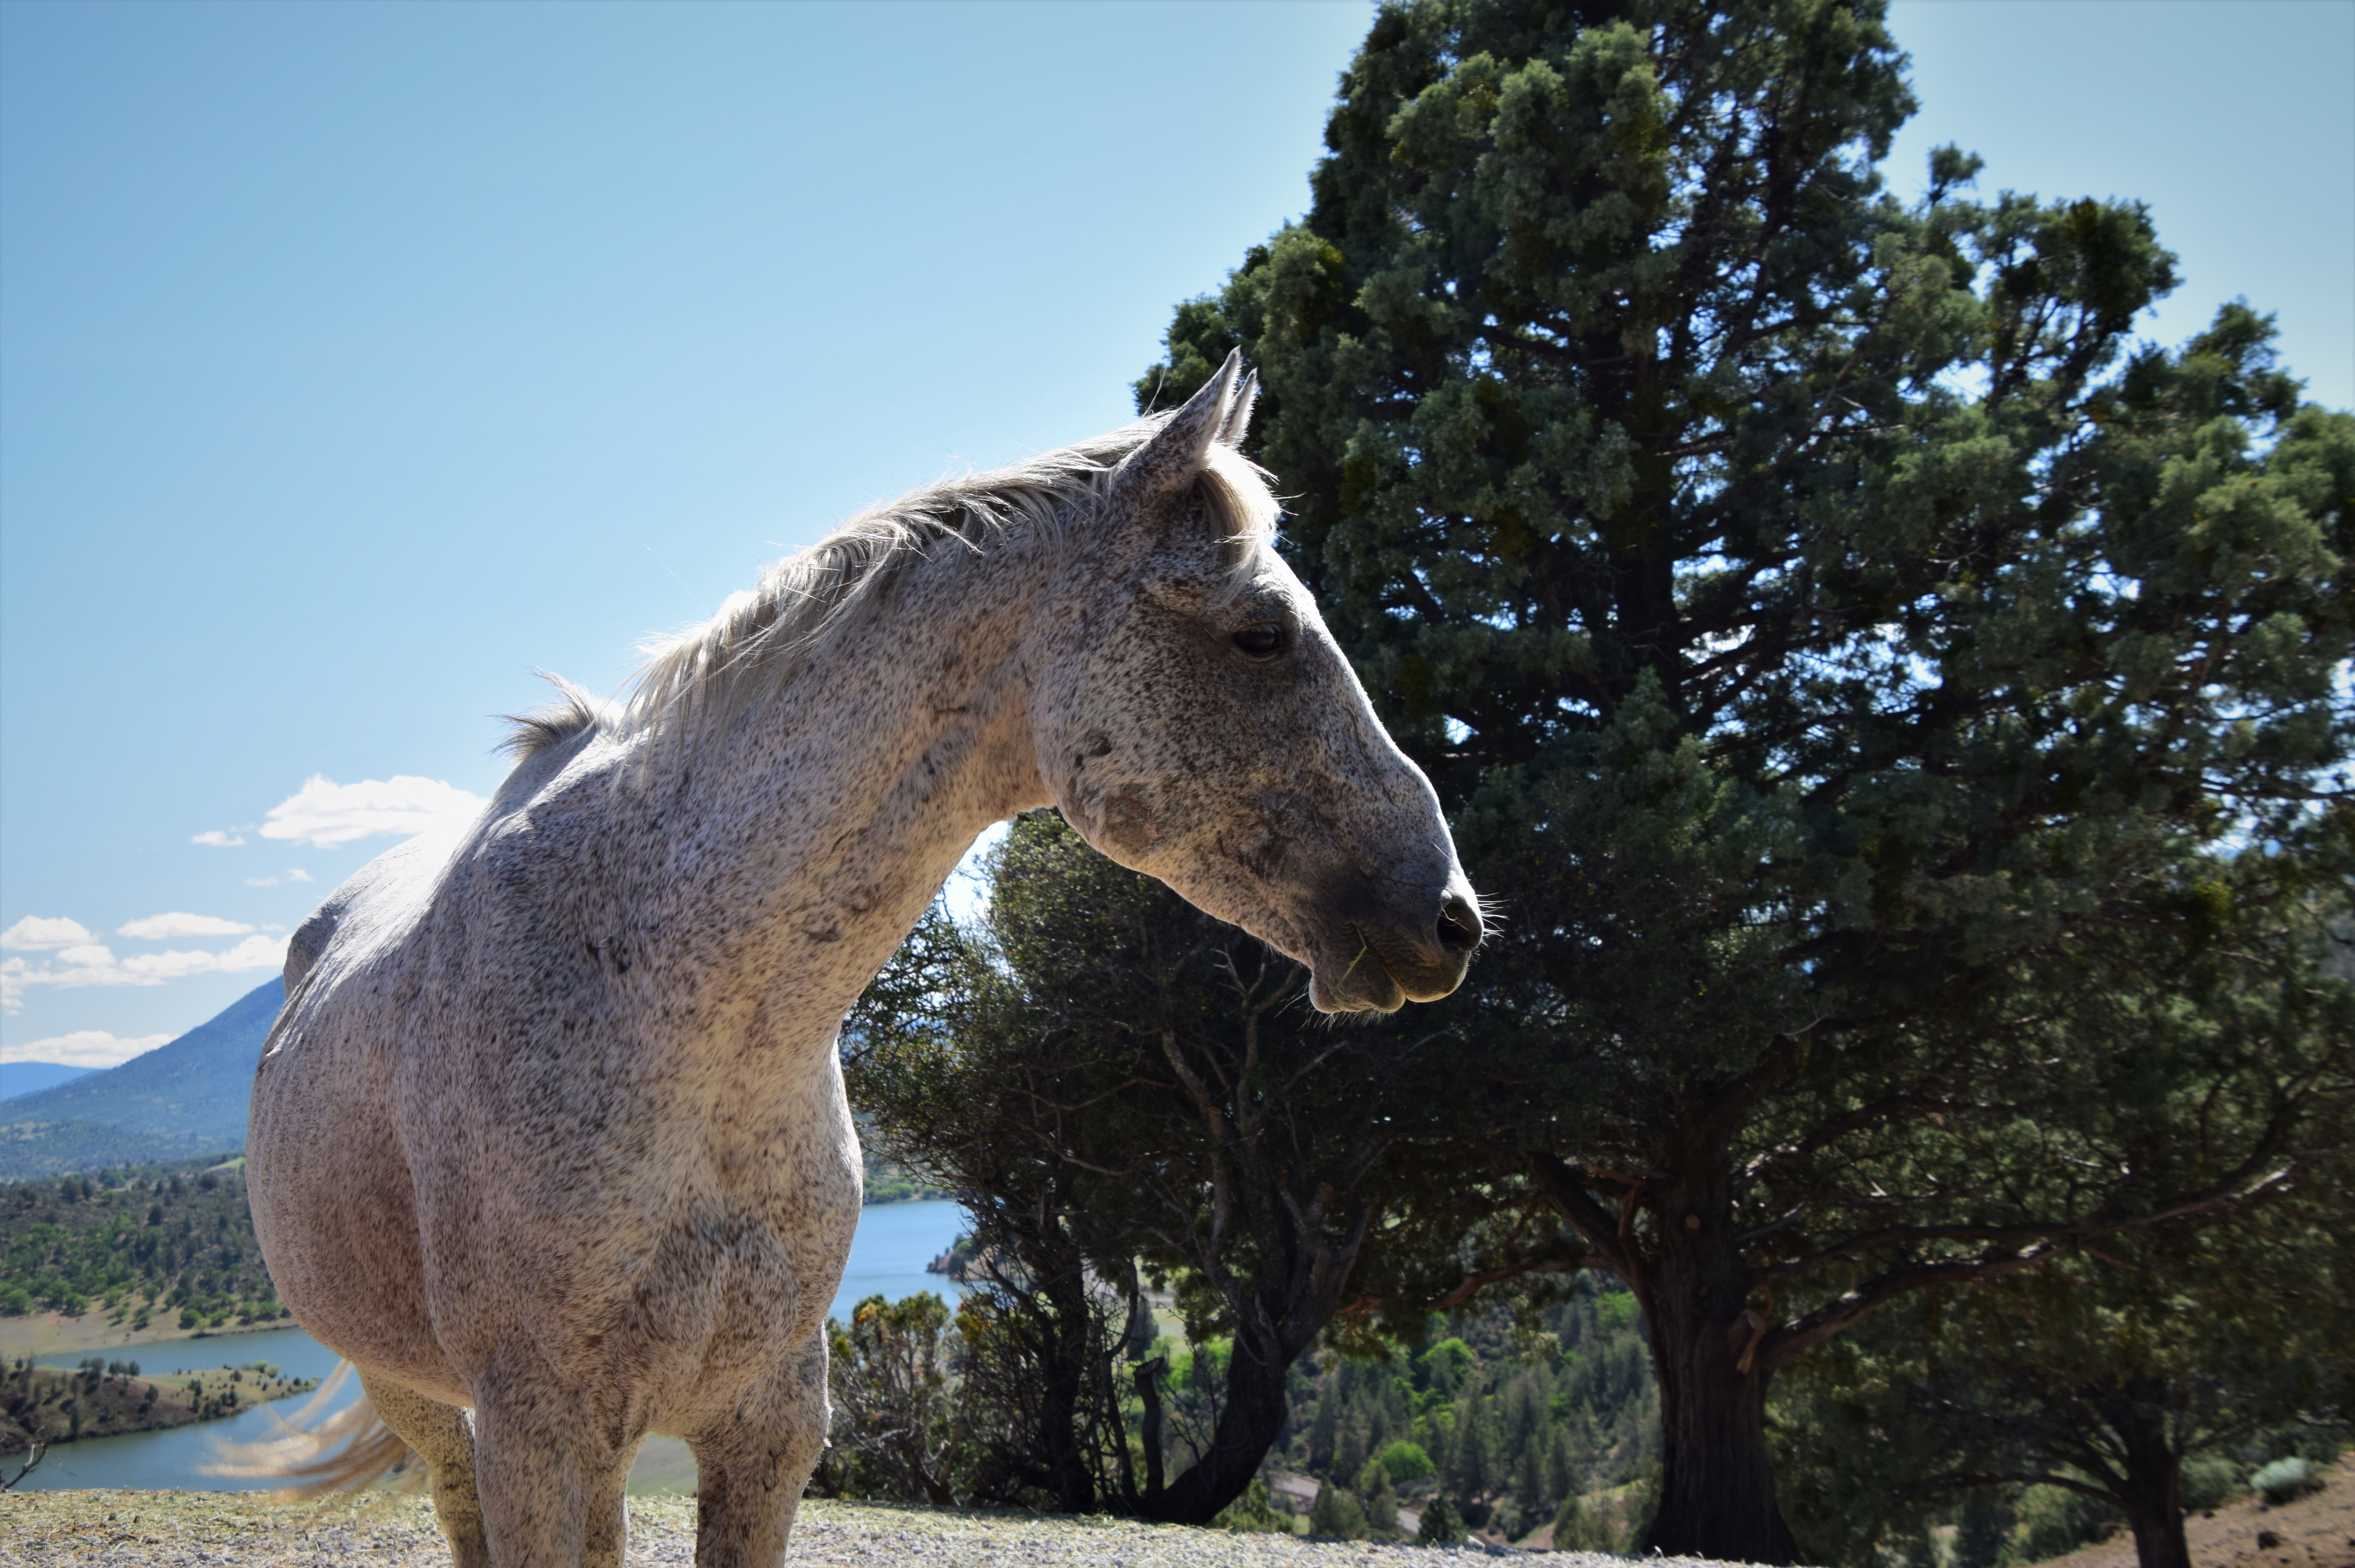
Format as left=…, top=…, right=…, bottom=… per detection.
left=1030, top=352, right=1482, bottom=1012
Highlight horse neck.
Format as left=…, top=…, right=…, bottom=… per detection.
left=633, top=540, right=1054, bottom=1045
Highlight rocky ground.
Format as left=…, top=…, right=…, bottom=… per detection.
left=0, top=1491, right=1742, bottom=1566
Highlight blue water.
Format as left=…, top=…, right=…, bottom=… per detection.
left=10, top=1199, right=967, bottom=1492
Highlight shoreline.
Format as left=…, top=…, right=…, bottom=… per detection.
left=2, top=1194, right=963, bottom=1362
left=0, top=1311, right=298, bottom=1363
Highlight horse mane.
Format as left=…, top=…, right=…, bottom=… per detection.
left=500, top=416, right=1276, bottom=766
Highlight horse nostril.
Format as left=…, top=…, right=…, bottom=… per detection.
left=1435, top=894, right=1482, bottom=955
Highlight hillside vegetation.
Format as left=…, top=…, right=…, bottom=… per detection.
left=3, top=1351, right=316, bottom=1454
left=0, top=1158, right=287, bottom=1329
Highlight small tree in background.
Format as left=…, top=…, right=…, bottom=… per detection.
left=815, top=1292, right=968, bottom=1507
left=847, top=811, right=1461, bottom=1523
left=1774, top=1154, right=2355, bottom=1568
left=1141, top=0, right=2353, bottom=1558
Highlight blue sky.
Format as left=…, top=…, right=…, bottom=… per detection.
left=4, top=0, right=2350, bottom=1067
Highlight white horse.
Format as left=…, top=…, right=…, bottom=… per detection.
left=245, top=355, right=1481, bottom=1567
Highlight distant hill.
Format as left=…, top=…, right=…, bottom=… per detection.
left=0, top=1063, right=95, bottom=1101
left=0, top=979, right=283, bottom=1174
left=0, top=1119, right=223, bottom=1181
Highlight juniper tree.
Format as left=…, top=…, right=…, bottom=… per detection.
left=1140, top=0, right=2354, bottom=1558
left=847, top=811, right=1457, bottom=1523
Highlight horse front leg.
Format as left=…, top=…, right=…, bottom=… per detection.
left=686, top=1334, right=829, bottom=1568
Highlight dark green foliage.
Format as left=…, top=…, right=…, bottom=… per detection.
left=1309, top=1476, right=1371, bottom=1539
left=1279, top=1287, right=1658, bottom=1545
left=1771, top=1171, right=2355, bottom=1568
left=816, top=1292, right=966, bottom=1506
left=849, top=811, right=1453, bottom=1522
left=0, top=1157, right=286, bottom=1328
left=1141, top=0, right=2352, bottom=1558
left=1416, top=1492, right=1464, bottom=1543
left=1210, top=1478, right=1292, bottom=1534
left=1952, top=1487, right=2011, bottom=1568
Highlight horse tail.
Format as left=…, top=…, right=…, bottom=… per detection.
left=204, top=1361, right=420, bottom=1499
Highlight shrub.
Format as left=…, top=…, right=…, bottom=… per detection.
left=2251, top=1457, right=2322, bottom=1506
left=2182, top=1455, right=2241, bottom=1512
left=1552, top=1494, right=1621, bottom=1552
left=2008, top=1484, right=2118, bottom=1561
left=1375, top=1440, right=1434, bottom=1484
left=1212, top=1479, right=1292, bottom=1535
left=1416, top=1494, right=1464, bottom=1545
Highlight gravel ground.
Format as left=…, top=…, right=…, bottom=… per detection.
left=0, top=1490, right=1733, bottom=1566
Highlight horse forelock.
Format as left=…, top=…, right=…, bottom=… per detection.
left=499, top=413, right=1278, bottom=772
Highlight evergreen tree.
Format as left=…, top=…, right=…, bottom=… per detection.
left=1311, top=1476, right=1373, bottom=1539
left=1776, top=1167, right=2355, bottom=1568
left=1950, top=1490, right=2009, bottom=1568
left=849, top=812, right=1455, bottom=1521
left=1418, top=1492, right=1466, bottom=1544
left=1142, top=0, right=2353, bottom=1559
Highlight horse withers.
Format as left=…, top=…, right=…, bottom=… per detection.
left=245, top=355, right=1481, bottom=1567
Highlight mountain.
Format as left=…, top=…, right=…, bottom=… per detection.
left=0, top=978, right=284, bottom=1156
left=0, top=1062, right=95, bottom=1101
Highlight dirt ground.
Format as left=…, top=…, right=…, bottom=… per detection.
left=2034, top=1455, right=2355, bottom=1568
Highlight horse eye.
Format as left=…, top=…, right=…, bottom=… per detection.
left=1230, top=624, right=1286, bottom=661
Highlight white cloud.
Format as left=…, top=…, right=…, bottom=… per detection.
left=190, top=830, right=247, bottom=847
left=2, top=1030, right=175, bottom=1070
left=260, top=775, right=487, bottom=850
left=1, top=933, right=287, bottom=1012
left=0, top=916, right=96, bottom=952
left=117, top=912, right=256, bottom=941
left=244, top=869, right=314, bottom=888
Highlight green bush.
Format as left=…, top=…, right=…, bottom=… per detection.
left=2251, top=1457, right=2321, bottom=1506
left=1211, top=1479, right=1291, bottom=1535
left=2181, top=1455, right=2241, bottom=1513
left=1374, top=1440, right=1434, bottom=1483
left=1552, top=1494, right=1621, bottom=1551
left=2007, top=1484, right=2117, bottom=1562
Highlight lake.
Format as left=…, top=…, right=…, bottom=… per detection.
left=12, top=1198, right=968, bottom=1493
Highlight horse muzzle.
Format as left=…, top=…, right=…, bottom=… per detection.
left=1307, top=875, right=1484, bottom=1013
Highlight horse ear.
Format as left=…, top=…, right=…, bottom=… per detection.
left=1109, top=350, right=1247, bottom=512
left=1216, top=368, right=1258, bottom=449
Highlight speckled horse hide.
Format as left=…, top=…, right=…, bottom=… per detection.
left=244, top=356, right=1481, bottom=1568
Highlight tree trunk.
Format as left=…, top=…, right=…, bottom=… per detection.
left=1641, top=1254, right=1801, bottom=1564
left=1033, top=1250, right=1099, bottom=1513
left=1607, top=1162, right=1801, bottom=1564
left=1532, top=1150, right=1803, bottom=1564
left=2096, top=1381, right=2192, bottom=1568
left=2124, top=1507, right=2193, bottom=1568
left=1136, top=1326, right=1289, bottom=1524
